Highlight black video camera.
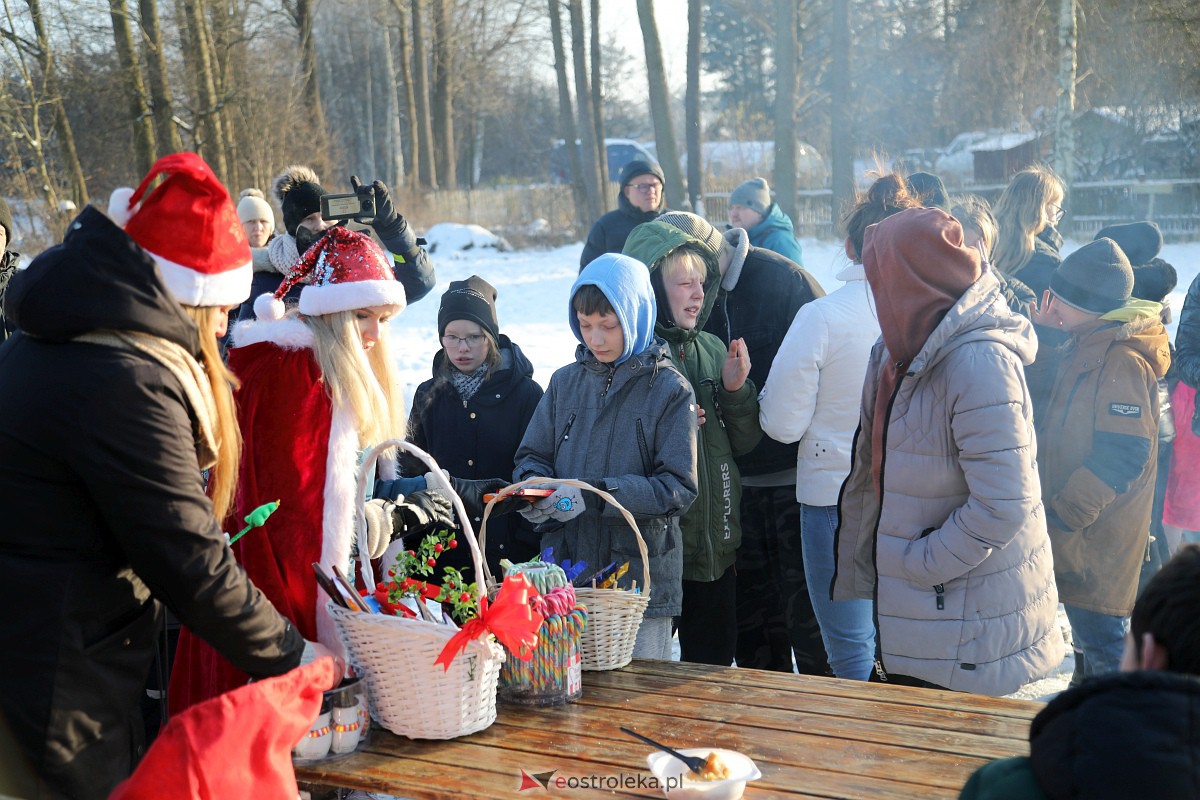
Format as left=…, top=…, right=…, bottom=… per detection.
left=321, top=186, right=376, bottom=222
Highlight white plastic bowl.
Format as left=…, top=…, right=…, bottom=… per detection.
left=645, top=747, right=762, bottom=800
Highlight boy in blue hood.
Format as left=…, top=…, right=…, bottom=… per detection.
left=514, top=253, right=700, bottom=658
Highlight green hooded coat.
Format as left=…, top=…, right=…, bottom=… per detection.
left=624, top=222, right=763, bottom=582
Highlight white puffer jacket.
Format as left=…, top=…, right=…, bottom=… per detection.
left=759, top=263, right=880, bottom=506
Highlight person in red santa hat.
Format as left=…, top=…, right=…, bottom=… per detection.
left=169, top=225, right=458, bottom=713
left=0, top=152, right=313, bottom=800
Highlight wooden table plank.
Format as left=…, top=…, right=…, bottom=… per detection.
left=295, top=659, right=1039, bottom=799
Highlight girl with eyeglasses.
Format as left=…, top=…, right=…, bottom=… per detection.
left=405, top=275, right=546, bottom=581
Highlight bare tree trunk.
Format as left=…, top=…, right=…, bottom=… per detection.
left=286, top=0, right=326, bottom=136
left=830, top=0, right=853, bottom=236
left=588, top=0, right=608, bottom=192
left=635, top=0, right=684, bottom=208
left=549, top=0, right=588, bottom=229
left=26, top=0, right=88, bottom=209
left=1054, top=0, right=1076, bottom=203
left=685, top=0, right=702, bottom=214
left=410, top=0, right=438, bottom=187
left=391, top=0, right=418, bottom=188
left=379, top=20, right=405, bottom=187
left=206, top=0, right=242, bottom=188
left=568, top=0, right=602, bottom=221
left=138, top=0, right=183, bottom=155
left=108, top=0, right=156, bottom=173
left=431, top=0, right=456, bottom=186
left=772, top=0, right=797, bottom=225
left=179, top=0, right=229, bottom=182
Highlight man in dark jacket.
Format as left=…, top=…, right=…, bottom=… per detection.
left=0, top=200, right=306, bottom=797
left=579, top=159, right=666, bottom=269
left=959, top=544, right=1200, bottom=800
left=0, top=197, right=19, bottom=343
left=658, top=211, right=829, bottom=675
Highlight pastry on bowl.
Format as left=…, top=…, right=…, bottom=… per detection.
left=646, top=748, right=762, bottom=799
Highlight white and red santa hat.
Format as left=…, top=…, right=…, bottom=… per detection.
left=253, top=225, right=406, bottom=321
left=107, top=152, right=252, bottom=307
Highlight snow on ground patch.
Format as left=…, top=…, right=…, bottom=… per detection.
left=423, top=222, right=511, bottom=256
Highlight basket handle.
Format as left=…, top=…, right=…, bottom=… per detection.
left=477, top=477, right=649, bottom=597
left=353, top=438, right=485, bottom=610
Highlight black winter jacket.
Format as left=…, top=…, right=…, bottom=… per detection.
left=703, top=232, right=825, bottom=477
left=580, top=198, right=664, bottom=269
left=1029, top=671, right=1200, bottom=799
left=0, top=208, right=304, bottom=799
left=404, top=337, right=545, bottom=581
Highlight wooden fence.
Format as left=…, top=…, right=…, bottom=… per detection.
left=396, top=179, right=1200, bottom=242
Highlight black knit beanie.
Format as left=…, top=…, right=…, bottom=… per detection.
left=0, top=197, right=12, bottom=246
left=1095, top=221, right=1163, bottom=267
left=438, top=275, right=499, bottom=341
left=907, top=172, right=949, bottom=211
left=618, top=159, right=665, bottom=189
left=1050, top=238, right=1133, bottom=313
left=281, top=182, right=325, bottom=236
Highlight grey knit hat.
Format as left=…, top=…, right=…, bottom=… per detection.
left=1050, top=238, right=1133, bottom=313
left=729, top=177, right=772, bottom=217
left=657, top=211, right=725, bottom=256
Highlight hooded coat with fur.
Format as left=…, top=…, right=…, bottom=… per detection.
left=169, top=316, right=389, bottom=711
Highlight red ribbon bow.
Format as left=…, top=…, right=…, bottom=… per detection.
left=434, top=573, right=543, bottom=670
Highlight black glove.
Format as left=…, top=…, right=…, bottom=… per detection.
left=447, top=476, right=521, bottom=521
left=350, top=175, right=411, bottom=247
left=392, top=490, right=455, bottom=536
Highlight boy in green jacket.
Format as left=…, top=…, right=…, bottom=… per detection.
left=624, top=221, right=762, bottom=665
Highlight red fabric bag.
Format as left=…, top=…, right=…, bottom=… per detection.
left=112, top=656, right=337, bottom=799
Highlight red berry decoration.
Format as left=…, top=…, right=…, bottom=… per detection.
left=448, top=538, right=458, bottom=548
left=459, top=593, right=470, bottom=603
left=433, top=543, right=444, bottom=553
left=426, top=557, right=437, bottom=568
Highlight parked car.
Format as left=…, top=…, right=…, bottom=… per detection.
left=681, top=140, right=829, bottom=189
left=549, top=138, right=658, bottom=184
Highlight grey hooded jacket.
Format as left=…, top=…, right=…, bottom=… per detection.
left=834, top=271, right=1063, bottom=695
left=514, top=341, right=698, bottom=617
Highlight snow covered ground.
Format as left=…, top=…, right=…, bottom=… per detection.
left=396, top=225, right=1199, bottom=703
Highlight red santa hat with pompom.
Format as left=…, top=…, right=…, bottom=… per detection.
left=253, top=225, right=406, bottom=321
left=107, top=152, right=252, bottom=307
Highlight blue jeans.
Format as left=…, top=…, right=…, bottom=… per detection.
left=800, top=504, right=876, bottom=680
left=1064, top=604, right=1129, bottom=680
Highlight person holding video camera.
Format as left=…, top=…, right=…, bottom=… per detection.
left=236, top=165, right=434, bottom=322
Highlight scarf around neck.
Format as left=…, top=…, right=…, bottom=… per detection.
left=449, top=362, right=489, bottom=401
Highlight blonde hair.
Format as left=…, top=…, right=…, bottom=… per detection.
left=661, top=247, right=708, bottom=282
left=306, top=309, right=406, bottom=447
left=950, top=195, right=998, bottom=259
left=992, top=165, right=1064, bottom=277
left=180, top=305, right=242, bottom=521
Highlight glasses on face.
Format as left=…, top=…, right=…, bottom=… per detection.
left=441, top=333, right=487, bottom=349
left=629, top=182, right=662, bottom=194
left=1049, top=203, right=1065, bottom=224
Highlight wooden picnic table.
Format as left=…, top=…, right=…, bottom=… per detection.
left=295, top=658, right=1041, bottom=799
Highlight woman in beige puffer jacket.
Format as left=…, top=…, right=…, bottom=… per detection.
left=834, top=208, right=1063, bottom=696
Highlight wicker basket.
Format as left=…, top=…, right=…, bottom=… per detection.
left=480, top=477, right=651, bottom=671
left=329, top=438, right=504, bottom=740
